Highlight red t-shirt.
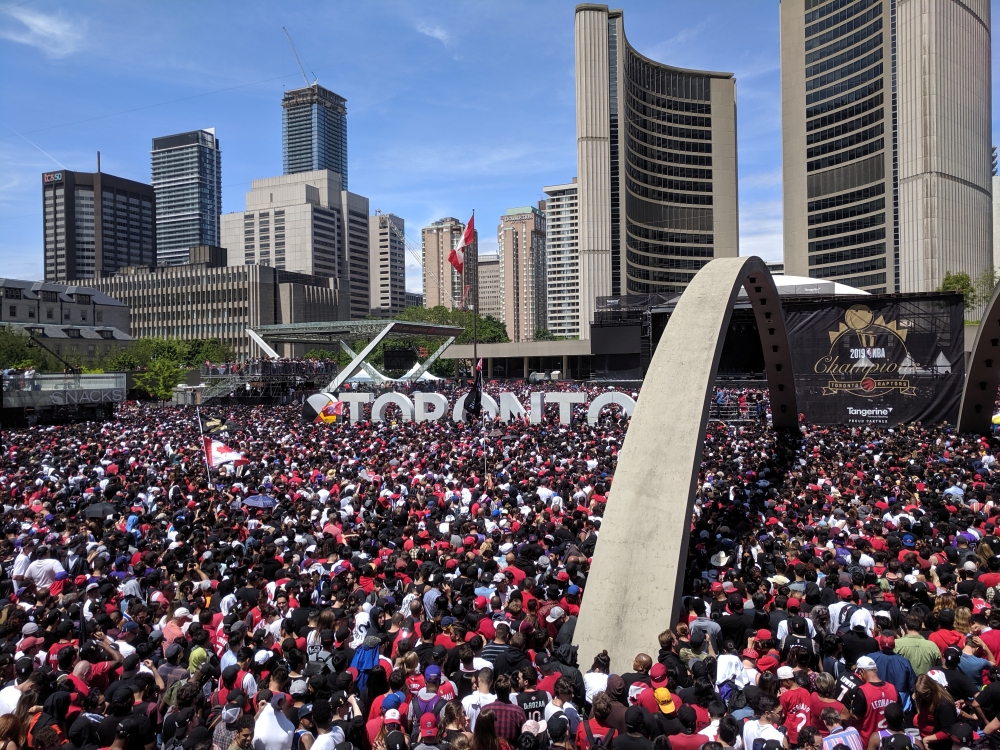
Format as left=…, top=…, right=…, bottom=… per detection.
left=809, top=694, right=845, bottom=736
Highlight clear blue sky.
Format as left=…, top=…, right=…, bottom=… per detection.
left=1, top=1, right=998, bottom=292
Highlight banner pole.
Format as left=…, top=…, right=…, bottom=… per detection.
left=196, top=406, right=212, bottom=480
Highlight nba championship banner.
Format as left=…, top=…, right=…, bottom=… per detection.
left=782, top=294, right=964, bottom=426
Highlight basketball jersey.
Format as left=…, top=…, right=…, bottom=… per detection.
left=859, top=681, right=899, bottom=747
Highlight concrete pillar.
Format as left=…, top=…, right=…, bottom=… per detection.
left=523, top=356, right=529, bottom=379
left=487, top=357, right=494, bottom=378
left=562, top=354, right=569, bottom=379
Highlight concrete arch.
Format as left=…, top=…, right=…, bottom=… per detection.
left=958, top=281, right=1000, bottom=434
left=573, top=256, right=797, bottom=672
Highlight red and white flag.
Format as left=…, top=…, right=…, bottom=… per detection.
left=449, top=214, right=474, bottom=274
left=202, top=437, right=247, bottom=467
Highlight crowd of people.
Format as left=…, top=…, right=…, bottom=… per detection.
left=1, top=382, right=999, bottom=750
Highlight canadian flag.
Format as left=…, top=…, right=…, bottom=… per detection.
left=202, top=437, right=247, bottom=468
left=449, top=214, right=474, bottom=274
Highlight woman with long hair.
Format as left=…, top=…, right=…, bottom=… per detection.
left=954, top=607, right=972, bottom=636
left=913, top=673, right=956, bottom=750
left=584, top=650, right=611, bottom=703
left=440, top=700, right=472, bottom=745
left=471, top=709, right=510, bottom=750
left=0, top=715, right=22, bottom=750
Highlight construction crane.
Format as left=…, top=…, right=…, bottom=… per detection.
left=283, top=27, right=316, bottom=86
left=374, top=210, right=462, bottom=310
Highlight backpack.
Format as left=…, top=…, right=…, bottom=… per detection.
left=415, top=693, right=445, bottom=717
left=836, top=605, right=860, bottom=634
left=162, top=677, right=188, bottom=709
left=585, top=720, right=617, bottom=750
left=718, top=678, right=748, bottom=712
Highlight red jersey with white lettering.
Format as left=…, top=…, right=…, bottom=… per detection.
left=780, top=686, right=812, bottom=746
left=858, top=680, right=900, bottom=748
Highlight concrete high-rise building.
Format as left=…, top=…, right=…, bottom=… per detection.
left=282, top=84, right=348, bottom=187
left=498, top=206, right=547, bottom=342
left=477, top=253, right=504, bottom=322
left=404, top=291, right=424, bottom=309
left=421, top=217, right=478, bottom=311
left=88, top=247, right=344, bottom=359
left=219, top=169, right=368, bottom=319
left=781, top=0, right=993, bottom=293
left=574, top=4, right=739, bottom=339
left=151, top=128, right=222, bottom=267
left=42, top=169, right=156, bottom=283
left=368, top=213, right=406, bottom=317
left=544, top=180, right=581, bottom=338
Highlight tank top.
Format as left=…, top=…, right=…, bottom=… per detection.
left=859, top=681, right=899, bottom=746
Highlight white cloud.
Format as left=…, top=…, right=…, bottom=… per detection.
left=0, top=7, right=86, bottom=58
left=416, top=21, right=451, bottom=46
left=740, top=168, right=782, bottom=190
left=739, top=200, right=783, bottom=263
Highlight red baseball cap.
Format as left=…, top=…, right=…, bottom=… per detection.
left=836, top=587, right=853, bottom=600
left=650, top=662, right=668, bottom=688
left=420, top=713, right=438, bottom=738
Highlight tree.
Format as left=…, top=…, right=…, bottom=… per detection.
left=939, top=268, right=1000, bottom=320
left=939, top=272, right=977, bottom=309
left=133, top=358, right=184, bottom=401
left=534, top=328, right=557, bottom=341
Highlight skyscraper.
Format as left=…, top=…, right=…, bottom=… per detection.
left=43, top=169, right=156, bottom=283
left=498, top=206, right=547, bottom=342
left=151, top=128, right=222, bottom=267
left=544, top=180, right=581, bottom=338
left=781, top=0, right=993, bottom=293
left=421, top=217, right=478, bottom=311
left=219, top=169, right=369, bottom=319
left=574, top=4, right=739, bottom=339
left=368, top=213, right=406, bottom=317
left=477, top=253, right=504, bottom=322
left=282, top=84, right=348, bottom=187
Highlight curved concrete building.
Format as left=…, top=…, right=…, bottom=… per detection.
left=781, top=0, right=993, bottom=294
left=575, top=5, right=739, bottom=337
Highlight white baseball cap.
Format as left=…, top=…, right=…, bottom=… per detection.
left=776, top=666, right=795, bottom=680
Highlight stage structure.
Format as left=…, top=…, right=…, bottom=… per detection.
left=246, top=320, right=463, bottom=390
left=959, top=281, right=1000, bottom=434
left=573, top=256, right=797, bottom=671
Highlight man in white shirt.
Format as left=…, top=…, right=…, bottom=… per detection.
left=461, top=667, right=497, bottom=731
left=11, top=541, right=33, bottom=588
left=24, top=546, right=64, bottom=589
left=0, top=657, right=37, bottom=715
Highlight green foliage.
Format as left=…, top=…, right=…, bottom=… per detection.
left=534, top=328, right=557, bottom=341
left=304, top=348, right=340, bottom=360
left=940, top=268, right=1000, bottom=320
left=940, top=272, right=977, bottom=308
left=395, top=305, right=509, bottom=344
left=133, top=358, right=184, bottom=400
left=0, top=328, right=48, bottom=371
left=107, top=337, right=234, bottom=371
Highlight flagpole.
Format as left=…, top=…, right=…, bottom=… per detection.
left=196, top=405, right=212, bottom=481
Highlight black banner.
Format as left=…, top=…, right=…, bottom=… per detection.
left=783, top=294, right=964, bottom=426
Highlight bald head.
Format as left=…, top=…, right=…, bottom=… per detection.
left=634, top=653, right=652, bottom=673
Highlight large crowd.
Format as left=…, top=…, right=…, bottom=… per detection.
left=0, top=381, right=998, bottom=750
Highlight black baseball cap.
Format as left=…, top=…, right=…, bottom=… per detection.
left=385, top=730, right=407, bottom=750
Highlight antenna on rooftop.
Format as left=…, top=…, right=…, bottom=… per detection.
left=283, top=27, right=316, bottom=86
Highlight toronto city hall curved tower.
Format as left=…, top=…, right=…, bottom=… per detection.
left=781, top=0, right=992, bottom=293
left=574, top=4, right=739, bottom=337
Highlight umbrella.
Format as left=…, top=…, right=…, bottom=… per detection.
left=243, top=495, right=277, bottom=509
left=82, top=502, right=117, bottom=518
